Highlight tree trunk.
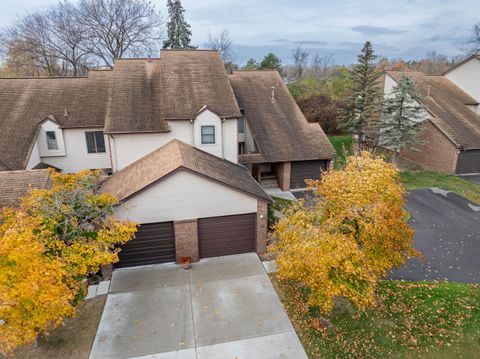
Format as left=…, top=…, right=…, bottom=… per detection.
left=392, top=149, right=400, bottom=164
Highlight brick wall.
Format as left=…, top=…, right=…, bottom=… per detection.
left=274, top=162, right=291, bottom=191
left=255, top=200, right=269, bottom=254
left=174, top=219, right=199, bottom=263
left=401, top=121, right=458, bottom=174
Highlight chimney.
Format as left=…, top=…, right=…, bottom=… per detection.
left=426, top=85, right=431, bottom=97
left=271, top=86, right=276, bottom=101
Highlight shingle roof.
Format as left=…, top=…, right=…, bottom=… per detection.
left=229, top=71, right=335, bottom=163
left=161, top=50, right=241, bottom=120
left=0, top=169, right=51, bottom=209
left=101, top=139, right=272, bottom=202
left=0, top=71, right=112, bottom=170
left=387, top=71, right=480, bottom=150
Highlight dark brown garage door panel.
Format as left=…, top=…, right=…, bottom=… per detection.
left=456, top=150, right=480, bottom=174
left=199, top=213, right=256, bottom=258
left=290, top=160, right=327, bottom=189
left=116, top=222, right=175, bottom=268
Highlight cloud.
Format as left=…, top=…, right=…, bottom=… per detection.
left=350, top=25, right=406, bottom=36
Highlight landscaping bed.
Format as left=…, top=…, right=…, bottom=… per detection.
left=13, top=297, right=106, bottom=359
left=272, top=277, right=480, bottom=359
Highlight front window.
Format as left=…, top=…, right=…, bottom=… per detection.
left=85, top=131, right=106, bottom=153
left=201, top=126, right=215, bottom=144
left=46, top=131, right=58, bottom=150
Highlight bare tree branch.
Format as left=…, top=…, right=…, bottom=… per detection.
left=205, top=29, right=233, bottom=62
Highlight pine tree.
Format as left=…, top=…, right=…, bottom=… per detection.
left=163, top=0, right=193, bottom=49
left=338, top=41, right=382, bottom=144
left=379, top=74, right=427, bottom=163
left=259, top=53, right=282, bottom=71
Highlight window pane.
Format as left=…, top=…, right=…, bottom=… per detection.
left=95, top=131, right=106, bottom=153
left=238, top=117, right=245, bottom=133
left=85, top=132, right=96, bottom=153
left=46, top=131, right=58, bottom=150
left=201, top=126, right=215, bottom=144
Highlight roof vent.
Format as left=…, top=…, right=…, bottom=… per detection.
left=271, top=86, right=276, bottom=101
left=64, top=108, right=68, bottom=118
left=426, top=85, right=431, bottom=97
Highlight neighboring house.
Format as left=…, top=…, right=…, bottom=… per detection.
left=383, top=55, right=480, bottom=174
left=0, top=50, right=334, bottom=267
left=0, top=169, right=51, bottom=209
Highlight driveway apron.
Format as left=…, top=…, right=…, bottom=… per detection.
left=89, top=253, right=307, bottom=359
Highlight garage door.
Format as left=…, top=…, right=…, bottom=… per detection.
left=199, top=213, right=256, bottom=258
left=290, top=160, right=328, bottom=189
left=456, top=150, right=480, bottom=174
left=116, top=222, right=175, bottom=268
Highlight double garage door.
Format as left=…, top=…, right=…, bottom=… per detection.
left=456, top=150, right=480, bottom=174
left=116, top=213, right=256, bottom=268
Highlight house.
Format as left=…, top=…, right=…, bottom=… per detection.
left=383, top=55, right=480, bottom=174
left=0, top=50, right=334, bottom=267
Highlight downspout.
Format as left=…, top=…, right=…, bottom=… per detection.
left=190, top=119, right=195, bottom=147
left=107, top=134, right=114, bottom=173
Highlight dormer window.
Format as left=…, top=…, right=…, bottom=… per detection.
left=46, top=131, right=59, bottom=150
left=86, top=131, right=106, bottom=153
left=201, top=126, right=215, bottom=144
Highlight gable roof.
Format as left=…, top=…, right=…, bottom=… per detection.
left=386, top=71, right=480, bottom=150
left=101, top=139, right=272, bottom=202
left=229, top=70, right=335, bottom=163
left=442, top=55, right=480, bottom=75
left=0, top=71, right=112, bottom=170
left=0, top=169, right=51, bottom=209
left=0, top=50, right=241, bottom=168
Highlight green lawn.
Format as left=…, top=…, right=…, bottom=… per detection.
left=401, top=170, right=480, bottom=204
left=272, top=278, right=480, bottom=359
left=328, top=135, right=352, bottom=168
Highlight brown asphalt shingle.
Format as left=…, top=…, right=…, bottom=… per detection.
left=0, top=71, right=112, bottom=170
left=229, top=70, right=335, bottom=163
left=0, top=169, right=51, bottom=209
left=101, top=139, right=272, bottom=202
left=387, top=71, right=480, bottom=150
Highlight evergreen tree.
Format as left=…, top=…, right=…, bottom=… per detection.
left=379, top=74, right=427, bottom=163
left=243, top=57, right=259, bottom=70
left=259, top=53, right=282, bottom=71
left=338, top=41, right=382, bottom=144
left=163, top=0, right=193, bottom=49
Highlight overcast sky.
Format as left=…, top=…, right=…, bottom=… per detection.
left=1, top=0, right=478, bottom=65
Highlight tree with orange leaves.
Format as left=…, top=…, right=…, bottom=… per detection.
left=272, top=152, right=419, bottom=313
left=0, top=170, right=137, bottom=354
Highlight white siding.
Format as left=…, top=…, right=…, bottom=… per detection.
left=41, top=128, right=111, bottom=173
left=37, top=120, right=66, bottom=157
left=445, top=57, right=480, bottom=102
left=112, top=111, right=239, bottom=171
left=111, top=121, right=193, bottom=171
left=223, top=118, right=238, bottom=163
left=193, top=110, right=223, bottom=158
left=113, top=170, right=258, bottom=223
left=26, top=142, right=41, bottom=170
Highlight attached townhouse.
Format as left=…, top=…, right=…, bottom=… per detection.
left=383, top=55, right=480, bottom=174
left=0, top=50, right=335, bottom=268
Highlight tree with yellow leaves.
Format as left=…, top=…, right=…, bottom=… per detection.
left=272, top=152, right=419, bottom=313
left=0, top=170, right=137, bottom=354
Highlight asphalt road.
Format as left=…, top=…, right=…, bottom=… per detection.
left=390, top=188, right=480, bottom=283
left=460, top=175, right=480, bottom=185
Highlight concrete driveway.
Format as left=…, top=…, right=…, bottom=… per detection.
left=390, top=188, right=480, bottom=283
left=89, top=253, right=307, bottom=359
